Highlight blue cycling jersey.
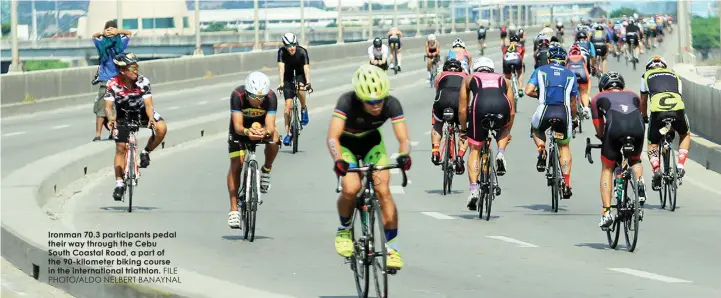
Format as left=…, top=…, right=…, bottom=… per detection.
left=528, top=63, right=579, bottom=106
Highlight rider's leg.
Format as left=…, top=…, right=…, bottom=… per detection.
left=335, top=171, right=362, bottom=257
left=227, top=148, right=245, bottom=227
left=431, top=112, right=443, bottom=165
left=558, top=137, right=573, bottom=192
left=372, top=168, right=403, bottom=269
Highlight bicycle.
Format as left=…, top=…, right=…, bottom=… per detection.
left=510, top=65, right=520, bottom=110
left=657, top=117, right=682, bottom=211
left=542, top=118, right=567, bottom=213
left=573, top=95, right=585, bottom=138
left=625, top=37, right=639, bottom=70
left=335, top=161, right=408, bottom=298
left=593, top=55, right=602, bottom=78
left=116, top=114, right=154, bottom=213
left=389, top=38, right=400, bottom=75
left=439, top=108, right=458, bottom=195
left=426, top=55, right=439, bottom=88
left=236, top=138, right=279, bottom=242
left=476, top=113, right=504, bottom=220
left=585, top=137, right=642, bottom=252
left=283, top=74, right=313, bottom=154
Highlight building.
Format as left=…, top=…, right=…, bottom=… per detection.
left=198, top=7, right=337, bottom=30
left=76, top=0, right=195, bottom=38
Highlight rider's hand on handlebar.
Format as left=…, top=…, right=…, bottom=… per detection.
left=305, top=83, right=313, bottom=93
left=333, top=160, right=349, bottom=177
left=396, top=154, right=412, bottom=171
left=276, top=85, right=284, bottom=94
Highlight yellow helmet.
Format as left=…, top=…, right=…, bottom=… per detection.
left=352, top=65, right=390, bottom=101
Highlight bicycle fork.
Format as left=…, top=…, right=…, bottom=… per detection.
left=125, top=137, right=140, bottom=186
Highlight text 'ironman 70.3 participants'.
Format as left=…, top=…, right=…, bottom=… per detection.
left=46, top=231, right=181, bottom=285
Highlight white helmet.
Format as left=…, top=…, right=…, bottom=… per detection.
left=245, top=71, right=271, bottom=98
left=509, top=24, right=517, bottom=31
left=472, top=56, right=495, bottom=72
left=452, top=38, right=466, bottom=48
left=282, top=33, right=297, bottom=46
left=633, top=13, right=639, bottom=20
left=556, top=21, right=562, bottom=26
left=428, top=34, right=436, bottom=41
left=622, top=21, right=628, bottom=26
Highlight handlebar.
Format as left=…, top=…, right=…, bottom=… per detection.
left=584, top=137, right=602, bottom=164
left=335, top=163, right=408, bottom=193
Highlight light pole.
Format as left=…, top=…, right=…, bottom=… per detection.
left=300, top=0, right=307, bottom=46
left=253, top=0, right=261, bottom=51
left=434, top=0, right=439, bottom=34
left=451, top=0, right=456, bottom=33
left=393, top=0, right=398, bottom=27
left=337, top=0, right=343, bottom=43
left=193, top=0, right=202, bottom=55
left=465, top=5, right=469, bottom=32
left=116, top=0, right=122, bottom=30
left=415, top=0, right=421, bottom=37
left=9, top=0, right=21, bottom=72
left=368, top=0, right=373, bottom=40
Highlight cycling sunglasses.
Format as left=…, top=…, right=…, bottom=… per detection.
left=285, top=42, right=297, bottom=48
left=248, top=92, right=265, bottom=101
left=364, top=99, right=384, bottom=106
left=122, top=65, right=138, bottom=72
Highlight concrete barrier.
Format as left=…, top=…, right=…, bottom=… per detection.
left=673, top=63, right=721, bottom=175
left=1, top=27, right=540, bottom=111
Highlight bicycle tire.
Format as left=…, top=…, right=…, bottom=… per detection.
left=237, top=173, right=250, bottom=238
left=369, top=198, right=389, bottom=298
left=291, top=99, right=300, bottom=154
left=447, top=128, right=456, bottom=194
left=126, top=145, right=135, bottom=213
left=484, top=148, right=495, bottom=221
left=393, top=50, right=398, bottom=75
left=349, top=208, right=370, bottom=298
left=549, top=145, right=559, bottom=213
left=247, top=160, right=259, bottom=242
left=659, top=145, right=669, bottom=208
left=577, top=104, right=584, bottom=134
left=669, top=150, right=678, bottom=211
left=623, top=175, right=640, bottom=252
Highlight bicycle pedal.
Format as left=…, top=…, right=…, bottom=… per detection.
left=494, top=186, right=501, bottom=196
left=387, top=268, right=399, bottom=275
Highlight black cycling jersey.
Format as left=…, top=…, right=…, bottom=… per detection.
left=332, top=91, right=405, bottom=136
left=591, top=30, right=609, bottom=45
left=229, top=85, right=278, bottom=130
left=437, top=72, right=465, bottom=91
left=591, top=90, right=642, bottom=126
left=277, top=45, right=310, bottom=75
left=640, top=69, right=681, bottom=95
left=626, top=24, right=641, bottom=35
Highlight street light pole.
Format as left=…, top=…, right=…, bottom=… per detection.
left=337, top=0, right=343, bottom=43
left=451, top=0, right=456, bottom=33
left=434, top=0, right=439, bottom=34
left=116, top=0, right=123, bottom=30
left=415, top=0, right=421, bottom=37
left=193, top=0, right=202, bottom=55
left=253, top=0, right=261, bottom=51
left=300, top=0, right=306, bottom=46
left=368, top=0, right=373, bottom=40
left=9, top=0, right=21, bottom=72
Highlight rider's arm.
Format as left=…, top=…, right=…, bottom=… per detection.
left=328, top=97, right=350, bottom=161
left=381, top=45, right=389, bottom=64
left=590, top=94, right=604, bottom=137
left=301, top=48, right=310, bottom=85
left=368, top=46, right=375, bottom=63
left=230, top=90, right=247, bottom=136
left=387, top=97, right=411, bottom=156
left=466, top=50, right=472, bottom=69
left=639, top=76, right=650, bottom=118
left=458, top=76, right=472, bottom=132
left=264, top=91, right=278, bottom=136
left=140, top=77, right=154, bottom=122
left=425, top=42, right=430, bottom=55
left=569, top=76, right=579, bottom=120
left=277, top=48, right=285, bottom=87
left=524, top=69, right=540, bottom=98
left=504, top=78, right=515, bottom=114
left=103, top=84, right=116, bottom=123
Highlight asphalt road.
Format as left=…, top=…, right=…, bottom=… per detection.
left=56, top=36, right=721, bottom=298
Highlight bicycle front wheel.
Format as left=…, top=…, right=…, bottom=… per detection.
left=349, top=208, right=370, bottom=298
left=291, top=100, right=300, bottom=154
left=623, top=176, right=640, bottom=252
left=369, top=198, right=389, bottom=298
left=126, top=146, right=135, bottom=213
left=245, top=160, right=259, bottom=242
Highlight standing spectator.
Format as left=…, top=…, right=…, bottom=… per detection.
left=92, top=20, right=132, bottom=141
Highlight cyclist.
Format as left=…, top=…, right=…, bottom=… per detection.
left=566, top=45, right=591, bottom=119
left=104, top=53, right=168, bottom=201
left=534, top=34, right=552, bottom=69
left=477, top=25, right=487, bottom=54
left=226, top=72, right=281, bottom=229
left=447, top=39, right=472, bottom=74
left=387, top=27, right=403, bottom=71
left=625, top=19, right=643, bottom=58
left=574, top=31, right=597, bottom=76
left=459, top=57, right=515, bottom=210
left=278, top=33, right=311, bottom=146
left=500, top=24, right=508, bottom=43
left=368, top=37, right=390, bottom=71
left=555, top=20, right=565, bottom=42
left=590, top=72, right=648, bottom=228
left=425, top=34, right=440, bottom=80
left=430, top=59, right=467, bottom=171
left=640, top=56, right=691, bottom=191
left=502, top=37, right=524, bottom=98
left=329, top=65, right=412, bottom=271
left=540, top=23, right=554, bottom=40
left=590, top=24, right=610, bottom=73
left=525, top=46, right=578, bottom=199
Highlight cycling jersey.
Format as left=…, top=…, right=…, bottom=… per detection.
left=228, top=85, right=279, bottom=157
left=104, top=74, right=152, bottom=115
left=447, top=49, right=470, bottom=73
left=528, top=63, right=579, bottom=106
left=590, top=90, right=645, bottom=165
left=333, top=91, right=405, bottom=167
left=640, top=68, right=684, bottom=112
left=427, top=40, right=439, bottom=53
left=502, top=50, right=522, bottom=76
left=575, top=40, right=596, bottom=57
left=277, top=45, right=309, bottom=75
left=432, top=71, right=466, bottom=124
left=477, top=28, right=487, bottom=39
left=368, top=45, right=389, bottom=60
left=467, top=71, right=512, bottom=145
left=567, top=55, right=589, bottom=85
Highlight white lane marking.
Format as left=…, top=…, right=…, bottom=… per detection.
left=51, top=124, right=70, bottom=130
left=411, top=141, right=419, bottom=147
left=167, top=106, right=180, bottom=110
left=197, top=101, right=208, bottom=105
left=421, top=212, right=456, bottom=219
left=486, top=236, right=538, bottom=248
left=424, top=130, right=432, bottom=135
left=1, top=281, right=27, bottom=295
left=2, top=131, right=27, bottom=137
left=389, top=185, right=405, bottom=194
left=608, top=268, right=692, bottom=283
left=390, top=168, right=400, bottom=174
left=390, top=153, right=399, bottom=160
left=218, top=97, right=227, bottom=101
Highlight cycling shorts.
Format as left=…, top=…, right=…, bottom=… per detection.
left=531, top=104, right=571, bottom=145
left=478, top=32, right=486, bottom=40
left=601, top=115, right=645, bottom=166
left=467, top=95, right=512, bottom=146
left=567, top=61, right=589, bottom=86
left=501, top=32, right=507, bottom=39
left=340, top=129, right=388, bottom=168
left=432, top=89, right=460, bottom=124
left=228, top=123, right=278, bottom=158
left=502, top=57, right=523, bottom=76
left=282, top=74, right=307, bottom=100
left=594, top=44, right=608, bottom=57
left=115, top=111, right=163, bottom=144
left=388, top=36, right=401, bottom=49
left=647, top=110, right=690, bottom=144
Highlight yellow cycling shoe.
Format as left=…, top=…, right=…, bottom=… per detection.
left=386, top=249, right=403, bottom=270
left=335, top=229, right=354, bottom=258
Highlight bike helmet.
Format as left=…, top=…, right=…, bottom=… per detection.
left=372, top=37, right=382, bottom=48
left=575, top=30, right=587, bottom=40
left=427, top=33, right=436, bottom=41
left=595, top=24, right=604, bottom=30
left=548, top=46, right=567, bottom=63
left=568, top=44, right=582, bottom=56
left=598, top=71, right=626, bottom=92
left=452, top=38, right=466, bottom=48
left=443, top=58, right=463, bottom=72
left=556, top=21, right=563, bottom=27
left=282, top=32, right=297, bottom=46
left=113, top=52, right=138, bottom=67
left=352, top=65, right=390, bottom=101
left=509, top=35, right=520, bottom=42
left=245, top=71, right=271, bottom=98
left=473, top=56, right=495, bottom=72
left=645, top=55, right=668, bottom=70
left=509, top=24, right=517, bottom=32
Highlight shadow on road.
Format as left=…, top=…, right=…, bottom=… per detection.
left=221, top=235, right=274, bottom=241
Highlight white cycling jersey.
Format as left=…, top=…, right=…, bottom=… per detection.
left=367, top=44, right=389, bottom=60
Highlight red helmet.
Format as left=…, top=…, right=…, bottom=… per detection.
left=569, top=45, right=581, bottom=56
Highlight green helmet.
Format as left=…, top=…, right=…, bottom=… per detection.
left=352, top=65, right=390, bottom=101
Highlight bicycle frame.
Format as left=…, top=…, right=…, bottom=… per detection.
left=440, top=109, right=457, bottom=195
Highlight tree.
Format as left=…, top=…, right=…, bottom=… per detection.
left=609, top=7, right=640, bottom=18
left=202, top=22, right=231, bottom=32
left=691, top=16, right=721, bottom=60
left=1, top=23, right=10, bottom=36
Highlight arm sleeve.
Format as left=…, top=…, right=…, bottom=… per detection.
left=591, top=95, right=605, bottom=128
left=103, top=83, right=115, bottom=101
left=93, top=38, right=102, bottom=51
left=140, top=77, right=152, bottom=99
left=266, top=91, right=278, bottom=114
left=301, top=47, right=309, bottom=65
left=385, top=96, right=405, bottom=124
left=368, top=46, right=374, bottom=59
left=230, top=89, right=243, bottom=113
left=527, top=69, right=539, bottom=86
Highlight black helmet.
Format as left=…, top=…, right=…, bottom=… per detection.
left=509, top=35, right=520, bottom=42
left=113, top=52, right=138, bottom=67
left=598, top=71, right=626, bottom=92
left=575, top=31, right=587, bottom=40
left=372, top=37, right=382, bottom=48
left=443, top=58, right=463, bottom=72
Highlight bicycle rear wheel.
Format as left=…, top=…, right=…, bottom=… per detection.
left=291, top=100, right=300, bottom=154
left=126, top=146, right=135, bottom=213
left=549, top=146, right=560, bottom=213
left=369, top=198, right=389, bottom=298
left=668, top=150, right=678, bottom=211
left=246, top=160, right=259, bottom=242
left=477, top=144, right=489, bottom=219
left=623, top=176, right=640, bottom=252
left=659, top=145, right=670, bottom=208
left=349, top=208, right=370, bottom=298
left=484, top=149, right=495, bottom=221
left=441, top=128, right=452, bottom=195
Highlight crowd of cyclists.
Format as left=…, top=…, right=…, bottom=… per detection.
left=103, top=12, right=685, bottom=275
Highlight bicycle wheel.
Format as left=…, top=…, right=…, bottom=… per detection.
left=369, top=198, right=389, bottom=298
left=477, top=145, right=488, bottom=219
left=126, top=146, right=135, bottom=213
left=291, top=100, right=299, bottom=154
left=349, top=207, right=370, bottom=297
left=659, top=145, right=669, bottom=209
left=548, top=146, right=560, bottom=213
left=484, top=149, right=495, bottom=221
left=393, top=50, right=399, bottom=75
left=623, top=175, right=640, bottom=252
left=446, top=128, right=456, bottom=194
left=668, top=150, right=678, bottom=211
left=577, top=103, right=584, bottom=134
left=441, top=128, right=452, bottom=195
left=246, top=160, right=259, bottom=242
